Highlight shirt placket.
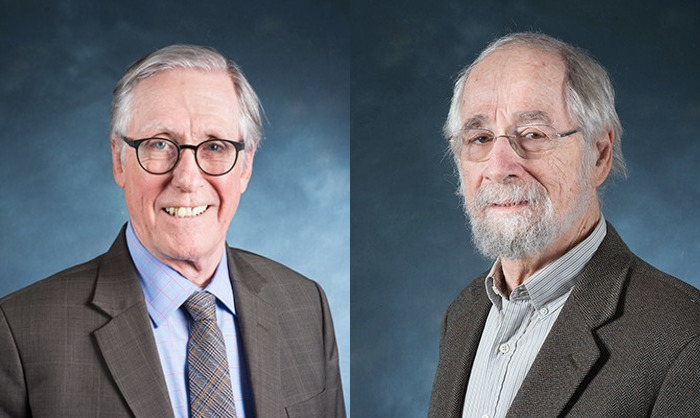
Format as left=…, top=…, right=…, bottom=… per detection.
left=487, top=292, right=534, bottom=418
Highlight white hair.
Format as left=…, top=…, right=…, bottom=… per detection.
left=445, top=32, right=626, bottom=181
left=110, top=44, right=262, bottom=159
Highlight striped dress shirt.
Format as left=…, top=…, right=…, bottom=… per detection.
left=125, top=223, right=253, bottom=417
left=462, top=217, right=607, bottom=418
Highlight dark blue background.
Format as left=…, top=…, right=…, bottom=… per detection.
left=0, top=0, right=349, bottom=412
left=351, top=0, right=699, bottom=416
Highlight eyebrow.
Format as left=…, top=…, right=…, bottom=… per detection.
left=461, top=115, right=488, bottom=129
left=134, top=124, right=178, bottom=139
left=134, top=125, right=232, bottom=141
left=515, top=111, right=552, bottom=125
left=461, top=111, right=553, bottom=130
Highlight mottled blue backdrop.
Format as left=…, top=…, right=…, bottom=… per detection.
left=351, top=0, right=699, bottom=416
left=0, top=0, right=349, bottom=412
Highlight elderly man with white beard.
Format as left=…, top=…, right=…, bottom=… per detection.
left=428, top=33, right=700, bottom=418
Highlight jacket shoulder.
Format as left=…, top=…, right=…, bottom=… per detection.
left=229, top=248, right=314, bottom=283
left=630, top=255, right=700, bottom=301
left=626, top=254, right=700, bottom=330
left=226, top=247, right=327, bottom=304
left=0, top=254, right=103, bottom=309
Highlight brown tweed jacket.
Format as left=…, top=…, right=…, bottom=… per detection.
left=429, top=223, right=700, bottom=417
left=0, top=227, right=345, bottom=418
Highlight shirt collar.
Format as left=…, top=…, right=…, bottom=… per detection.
left=485, top=216, right=607, bottom=310
left=125, top=222, right=237, bottom=327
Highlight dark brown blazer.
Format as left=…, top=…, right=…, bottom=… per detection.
left=0, top=227, right=345, bottom=418
left=429, top=223, right=700, bottom=417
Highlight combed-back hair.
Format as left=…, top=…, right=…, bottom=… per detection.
left=110, top=44, right=262, bottom=155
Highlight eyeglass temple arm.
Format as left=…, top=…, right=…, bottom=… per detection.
left=558, top=129, right=580, bottom=138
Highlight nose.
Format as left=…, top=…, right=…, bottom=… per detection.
left=170, top=148, right=204, bottom=191
left=481, top=136, right=525, bottom=183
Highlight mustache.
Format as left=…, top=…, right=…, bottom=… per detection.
left=469, top=182, right=549, bottom=212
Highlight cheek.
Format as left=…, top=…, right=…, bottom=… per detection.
left=537, top=149, right=582, bottom=187
left=459, top=163, right=481, bottom=200
left=537, top=158, right=583, bottom=209
left=212, top=178, right=241, bottom=215
left=124, top=174, right=164, bottom=214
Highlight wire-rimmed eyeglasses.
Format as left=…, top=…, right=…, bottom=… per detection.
left=121, top=136, right=245, bottom=176
left=449, top=125, right=579, bottom=162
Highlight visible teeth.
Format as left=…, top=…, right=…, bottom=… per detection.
left=164, top=205, right=208, bottom=218
left=192, top=205, right=207, bottom=216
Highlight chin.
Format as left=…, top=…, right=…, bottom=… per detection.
left=159, top=235, right=214, bottom=262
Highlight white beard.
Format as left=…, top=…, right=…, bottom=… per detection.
left=466, top=180, right=590, bottom=260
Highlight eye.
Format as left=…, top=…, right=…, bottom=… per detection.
left=200, top=140, right=234, bottom=155
left=205, top=142, right=222, bottom=152
left=464, top=130, right=494, bottom=145
left=518, top=127, right=548, bottom=141
left=146, top=139, right=172, bottom=150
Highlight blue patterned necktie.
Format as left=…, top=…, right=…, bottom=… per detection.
left=184, top=291, right=237, bottom=418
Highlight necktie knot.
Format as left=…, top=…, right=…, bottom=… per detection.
left=184, top=291, right=217, bottom=322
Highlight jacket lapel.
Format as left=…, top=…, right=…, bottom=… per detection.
left=227, top=247, right=282, bottom=418
left=507, top=224, right=633, bottom=416
left=430, top=277, right=492, bottom=418
left=91, top=228, right=174, bottom=418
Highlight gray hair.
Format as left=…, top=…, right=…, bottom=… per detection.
left=445, top=32, right=626, bottom=180
left=110, top=44, right=262, bottom=157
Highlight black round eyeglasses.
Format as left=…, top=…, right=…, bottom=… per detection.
left=121, top=136, right=245, bottom=176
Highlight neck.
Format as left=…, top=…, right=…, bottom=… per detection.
left=500, top=201, right=601, bottom=295
left=157, top=248, right=225, bottom=289
left=127, top=224, right=226, bottom=289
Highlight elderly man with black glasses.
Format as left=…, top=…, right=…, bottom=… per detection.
left=429, top=33, right=700, bottom=418
left=0, top=45, right=345, bottom=418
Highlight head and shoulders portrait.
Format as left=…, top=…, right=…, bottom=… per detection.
left=351, top=1, right=700, bottom=417
left=0, top=3, right=348, bottom=417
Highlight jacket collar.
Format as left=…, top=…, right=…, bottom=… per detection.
left=506, top=222, right=633, bottom=416
left=226, top=246, right=282, bottom=418
left=90, top=226, right=175, bottom=418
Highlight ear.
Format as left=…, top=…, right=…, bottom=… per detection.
left=111, top=138, right=126, bottom=189
left=592, top=129, right=614, bottom=187
left=238, top=148, right=255, bottom=194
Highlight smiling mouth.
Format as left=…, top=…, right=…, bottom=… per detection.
left=163, top=205, right=209, bottom=218
left=490, top=200, right=528, bottom=208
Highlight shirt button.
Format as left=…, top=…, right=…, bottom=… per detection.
left=482, top=415, right=490, bottom=418
left=499, top=343, right=510, bottom=354
left=539, top=307, right=549, bottom=316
